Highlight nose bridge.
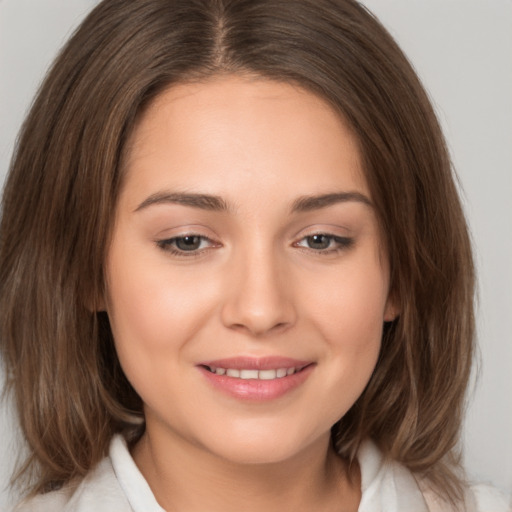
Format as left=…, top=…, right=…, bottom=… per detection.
left=221, top=237, right=295, bottom=336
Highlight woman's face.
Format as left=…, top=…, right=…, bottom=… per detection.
left=105, top=76, right=396, bottom=465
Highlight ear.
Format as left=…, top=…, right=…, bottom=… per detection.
left=94, top=296, right=107, bottom=313
left=383, top=292, right=400, bottom=322
left=84, top=285, right=107, bottom=313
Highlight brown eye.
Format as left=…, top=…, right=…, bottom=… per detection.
left=306, top=234, right=332, bottom=250
left=175, top=236, right=202, bottom=251
left=157, top=234, right=216, bottom=255
left=295, top=234, right=354, bottom=253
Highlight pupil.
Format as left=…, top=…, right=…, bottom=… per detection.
left=176, top=236, right=201, bottom=251
left=308, top=234, right=330, bottom=249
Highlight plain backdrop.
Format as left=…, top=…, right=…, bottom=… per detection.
left=1, top=0, right=511, bottom=509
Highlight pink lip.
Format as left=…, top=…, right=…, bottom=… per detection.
left=197, top=356, right=315, bottom=402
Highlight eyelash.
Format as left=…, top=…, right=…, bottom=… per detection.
left=156, top=233, right=354, bottom=258
left=156, top=234, right=218, bottom=258
left=293, top=234, right=354, bottom=254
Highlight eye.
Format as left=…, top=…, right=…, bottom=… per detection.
left=156, top=235, right=217, bottom=255
left=294, top=234, right=353, bottom=253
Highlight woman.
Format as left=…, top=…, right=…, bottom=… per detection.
left=0, top=1, right=508, bottom=510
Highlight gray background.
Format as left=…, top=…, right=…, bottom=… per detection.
left=1, top=0, right=511, bottom=509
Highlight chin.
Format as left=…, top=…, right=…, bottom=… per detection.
left=209, top=443, right=304, bottom=466
left=196, top=421, right=331, bottom=466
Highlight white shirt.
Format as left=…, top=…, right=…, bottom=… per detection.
left=13, top=435, right=511, bottom=512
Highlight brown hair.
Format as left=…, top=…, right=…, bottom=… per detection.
left=0, top=0, right=474, bottom=505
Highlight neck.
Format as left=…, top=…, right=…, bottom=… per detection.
left=131, top=426, right=361, bottom=512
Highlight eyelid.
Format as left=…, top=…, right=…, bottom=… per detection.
left=156, top=233, right=220, bottom=257
left=155, top=226, right=354, bottom=258
left=292, top=232, right=354, bottom=254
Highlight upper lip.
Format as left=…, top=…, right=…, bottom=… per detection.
left=197, top=356, right=312, bottom=371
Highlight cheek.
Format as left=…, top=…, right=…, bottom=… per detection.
left=297, top=251, right=388, bottom=408
left=104, top=238, right=207, bottom=380
left=305, top=254, right=389, bottom=348
left=104, top=244, right=236, bottom=416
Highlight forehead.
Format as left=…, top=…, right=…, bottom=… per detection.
left=121, top=75, right=369, bottom=208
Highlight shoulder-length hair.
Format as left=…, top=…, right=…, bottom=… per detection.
left=0, top=0, right=474, bottom=504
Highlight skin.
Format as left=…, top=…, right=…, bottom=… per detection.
left=104, top=75, right=397, bottom=512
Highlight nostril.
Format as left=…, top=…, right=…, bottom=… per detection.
left=219, top=270, right=297, bottom=335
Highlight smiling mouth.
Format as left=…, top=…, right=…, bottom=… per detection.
left=198, top=359, right=315, bottom=400
left=201, top=365, right=309, bottom=380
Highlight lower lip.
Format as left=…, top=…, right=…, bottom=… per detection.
left=198, top=365, right=315, bottom=401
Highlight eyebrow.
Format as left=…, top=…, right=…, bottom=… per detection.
left=290, top=192, right=372, bottom=212
left=135, top=192, right=230, bottom=212
left=134, top=190, right=372, bottom=213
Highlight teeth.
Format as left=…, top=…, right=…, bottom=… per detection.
left=240, top=369, right=259, bottom=379
left=208, top=366, right=299, bottom=380
left=259, top=369, right=277, bottom=380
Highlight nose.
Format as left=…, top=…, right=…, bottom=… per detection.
left=220, top=245, right=297, bottom=337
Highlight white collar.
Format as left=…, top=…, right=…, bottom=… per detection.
left=357, top=440, right=429, bottom=511
left=110, top=435, right=165, bottom=512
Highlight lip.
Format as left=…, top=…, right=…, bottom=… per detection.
left=197, top=356, right=315, bottom=401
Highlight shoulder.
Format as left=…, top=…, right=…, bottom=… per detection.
left=415, top=473, right=510, bottom=512
left=12, top=488, right=71, bottom=512
left=12, top=443, right=132, bottom=512
left=357, top=440, right=511, bottom=512
left=12, top=435, right=164, bottom=512
left=420, top=482, right=511, bottom=512
left=470, top=483, right=511, bottom=512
